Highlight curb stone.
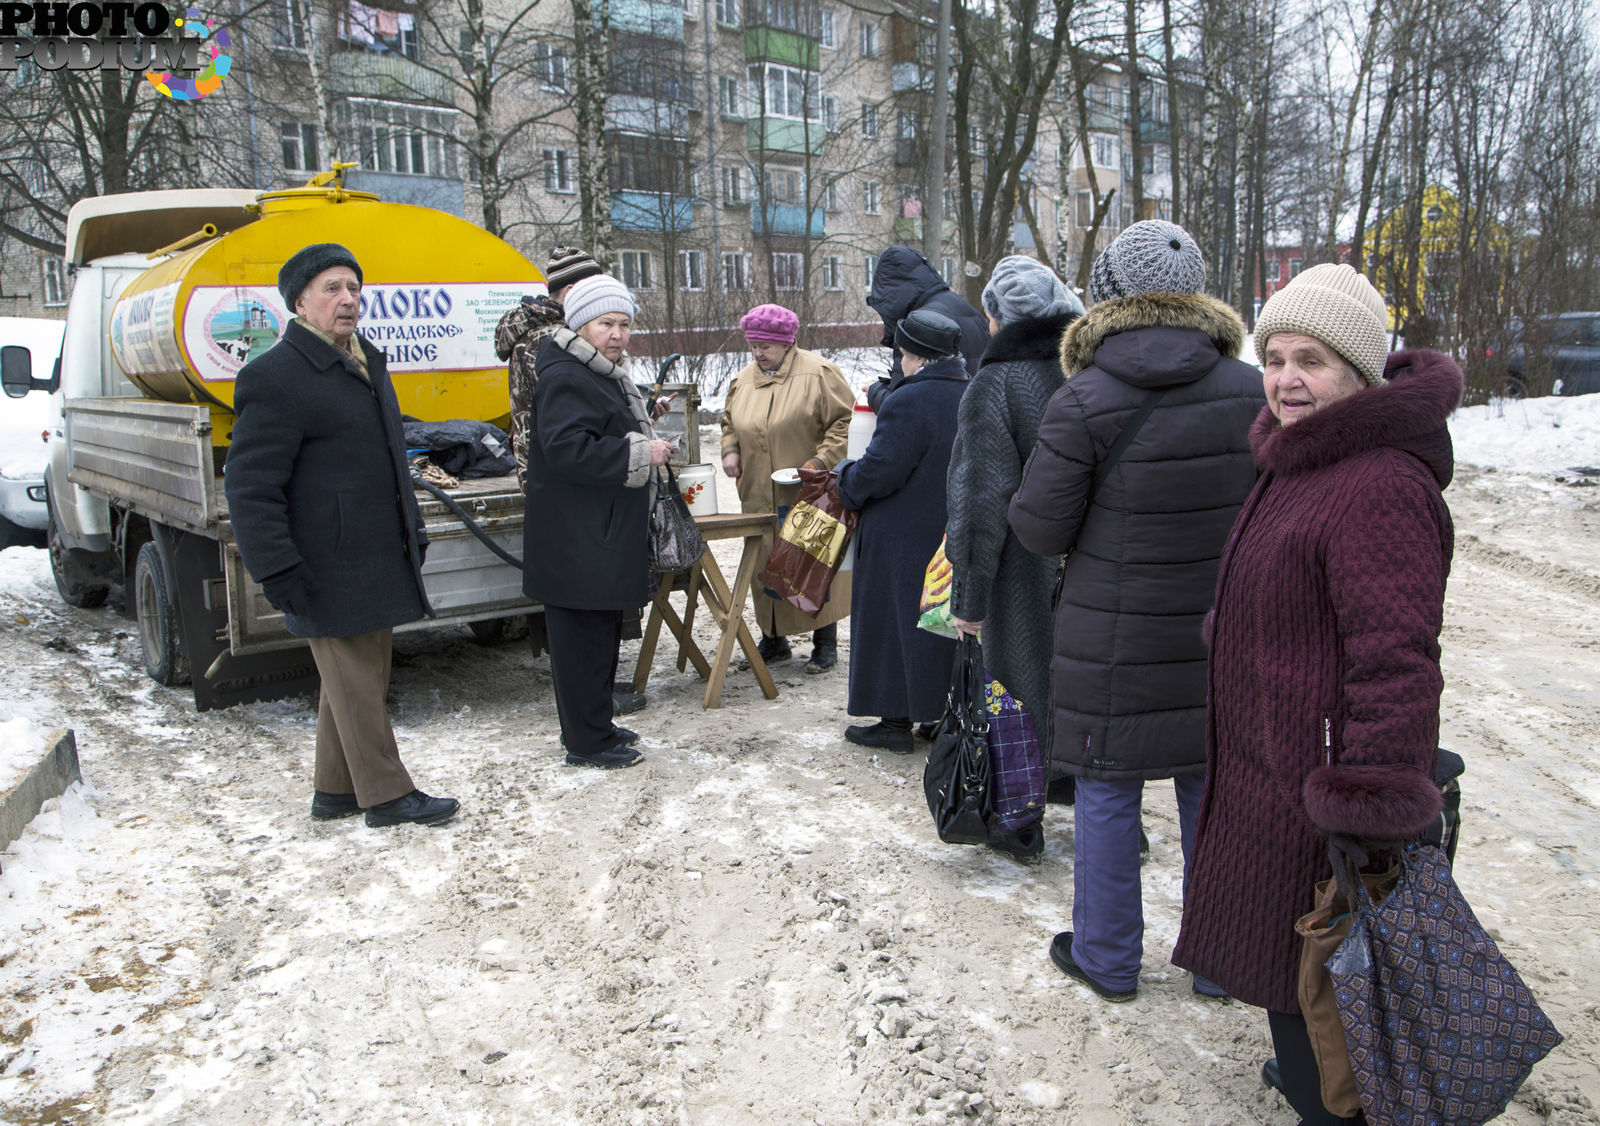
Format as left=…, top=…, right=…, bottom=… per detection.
left=0, top=728, right=80, bottom=867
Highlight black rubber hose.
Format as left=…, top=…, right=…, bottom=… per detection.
left=411, top=472, right=524, bottom=570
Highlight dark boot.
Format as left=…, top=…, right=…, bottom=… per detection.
left=805, top=623, right=837, bottom=673
left=757, top=634, right=792, bottom=662
left=845, top=717, right=913, bottom=753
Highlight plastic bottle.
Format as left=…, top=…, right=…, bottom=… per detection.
left=847, top=400, right=877, bottom=460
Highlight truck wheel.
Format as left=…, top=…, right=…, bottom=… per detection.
left=48, top=507, right=110, bottom=608
left=135, top=542, right=190, bottom=686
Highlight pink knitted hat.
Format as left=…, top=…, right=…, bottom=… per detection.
left=739, top=303, right=799, bottom=345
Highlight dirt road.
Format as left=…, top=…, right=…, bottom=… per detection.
left=0, top=465, right=1595, bottom=1125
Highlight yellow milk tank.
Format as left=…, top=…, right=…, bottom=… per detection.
left=107, top=181, right=544, bottom=446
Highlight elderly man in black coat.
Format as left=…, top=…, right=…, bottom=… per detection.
left=224, top=243, right=459, bottom=828
left=864, top=246, right=990, bottom=411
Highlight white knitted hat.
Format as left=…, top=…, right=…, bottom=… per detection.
left=563, top=275, right=636, bottom=331
left=1255, top=263, right=1389, bottom=386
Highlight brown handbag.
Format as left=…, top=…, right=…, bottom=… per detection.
left=1294, top=861, right=1402, bottom=1117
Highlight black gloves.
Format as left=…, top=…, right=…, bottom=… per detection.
left=260, top=565, right=316, bottom=618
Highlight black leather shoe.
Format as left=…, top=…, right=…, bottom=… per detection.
left=757, top=634, right=792, bottom=662
left=612, top=688, right=647, bottom=716
left=844, top=721, right=914, bottom=754
left=914, top=722, right=939, bottom=741
left=1048, top=931, right=1137, bottom=1002
left=1261, top=1058, right=1283, bottom=1094
left=364, top=789, right=459, bottom=828
left=804, top=645, right=837, bottom=673
left=565, top=744, right=643, bottom=769
left=612, top=726, right=641, bottom=746
left=311, top=790, right=361, bottom=820
left=1192, top=974, right=1232, bottom=1001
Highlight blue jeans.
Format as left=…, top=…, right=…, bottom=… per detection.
left=1070, top=774, right=1206, bottom=992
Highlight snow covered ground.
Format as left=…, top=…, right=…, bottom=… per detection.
left=1, top=391, right=1597, bottom=1125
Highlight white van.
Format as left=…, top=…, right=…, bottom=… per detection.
left=0, top=316, right=65, bottom=550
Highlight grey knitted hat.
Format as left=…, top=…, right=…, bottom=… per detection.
left=1088, top=220, right=1206, bottom=303
left=895, top=309, right=961, bottom=359
left=279, top=243, right=362, bottom=309
left=1254, top=263, right=1389, bottom=386
left=563, top=275, right=636, bottom=331
left=982, top=255, right=1084, bottom=327
left=545, top=246, right=604, bottom=294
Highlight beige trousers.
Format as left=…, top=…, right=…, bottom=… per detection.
left=307, top=629, right=414, bottom=807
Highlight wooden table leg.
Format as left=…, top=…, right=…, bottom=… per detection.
left=699, top=535, right=779, bottom=707
left=657, top=584, right=712, bottom=679
left=676, top=565, right=704, bottom=673
left=631, top=581, right=672, bottom=691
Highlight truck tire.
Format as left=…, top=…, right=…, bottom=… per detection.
left=135, top=541, right=190, bottom=686
left=48, top=506, right=110, bottom=609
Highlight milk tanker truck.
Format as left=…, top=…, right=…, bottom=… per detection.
left=30, top=173, right=664, bottom=710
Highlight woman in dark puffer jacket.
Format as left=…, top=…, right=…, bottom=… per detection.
left=1172, top=264, right=1461, bottom=1126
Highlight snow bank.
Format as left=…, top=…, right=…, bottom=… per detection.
left=1450, top=393, right=1600, bottom=475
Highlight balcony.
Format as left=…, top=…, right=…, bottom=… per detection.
left=895, top=138, right=923, bottom=166
left=744, top=27, right=818, bottom=68
left=606, top=95, right=691, bottom=140
left=752, top=203, right=824, bottom=238
left=611, top=191, right=695, bottom=233
left=327, top=51, right=455, bottom=104
left=891, top=62, right=928, bottom=94
left=611, top=0, right=684, bottom=38
left=746, top=116, right=826, bottom=155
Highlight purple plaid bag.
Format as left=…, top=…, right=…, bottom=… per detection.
left=982, top=671, right=1045, bottom=833
left=1328, top=844, right=1562, bottom=1126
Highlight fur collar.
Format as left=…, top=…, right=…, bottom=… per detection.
left=979, top=312, right=1077, bottom=369
left=1251, top=348, right=1463, bottom=484
left=1061, top=292, right=1245, bottom=376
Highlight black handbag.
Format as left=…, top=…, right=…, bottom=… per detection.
left=648, top=464, right=706, bottom=574
left=922, top=635, right=991, bottom=845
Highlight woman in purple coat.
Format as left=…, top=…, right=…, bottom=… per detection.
left=1172, top=264, right=1463, bottom=1126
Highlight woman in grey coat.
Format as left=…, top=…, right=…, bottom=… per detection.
left=945, top=256, right=1083, bottom=855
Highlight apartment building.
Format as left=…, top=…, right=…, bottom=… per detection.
left=0, top=0, right=1173, bottom=340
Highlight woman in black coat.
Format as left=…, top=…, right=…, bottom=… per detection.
left=522, top=276, right=673, bottom=769
left=836, top=310, right=968, bottom=754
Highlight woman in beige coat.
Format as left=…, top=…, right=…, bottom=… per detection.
left=720, top=304, right=855, bottom=672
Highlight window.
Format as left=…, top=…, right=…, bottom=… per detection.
left=42, top=257, right=66, bottom=307
left=542, top=147, right=573, bottom=193
left=715, top=0, right=739, bottom=24
left=280, top=121, right=318, bottom=171
left=821, top=179, right=839, bottom=212
left=821, top=93, right=839, bottom=132
left=1264, top=258, right=1279, bottom=283
left=859, top=19, right=877, bottom=57
left=863, top=254, right=878, bottom=290
left=749, top=0, right=808, bottom=32
left=718, top=74, right=742, bottom=117
left=680, top=249, right=705, bottom=291
left=683, top=0, right=697, bottom=18
left=723, top=251, right=753, bottom=291
left=941, top=257, right=958, bottom=287
left=860, top=101, right=878, bottom=138
left=819, top=9, right=835, bottom=47
left=274, top=0, right=305, bottom=49
left=722, top=164, right=745, bottom=205
left=1289, top=257, right=1303, bottom=278
left=773, top=252, right=803, bottom=291
left=619, top=250, right=654, bottom=291
left=898, top=109, right=917, bottom=140
left=609, top=135, right=689, bottom=193
left=397, top=22, right=419, bottom=60
left=1090, top=132, right=1119, bottom=170
left=536, top=43, right=569, bottom=90
left=341, top=100, right=460, bottom=178
left=763, top=167, right=802, bottom=204
left=1076, top=190, right=1094, bottom=228
left=823, top=255, right=844, bottom=290
left=746, top=63, right=818, bottom=120
left=863, top=179, right=881, bottom=215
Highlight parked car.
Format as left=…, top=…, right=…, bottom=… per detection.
left=0, top=317, right=63, bottom=551
left=1490, top=312, right=1600, bottom=399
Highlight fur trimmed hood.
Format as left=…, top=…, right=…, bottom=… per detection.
left=1251, top=348, right=1463, bottom=485
left=1061, top=291, right=1246, bottom=376
left=978, top=311, right=1077, bottom=369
